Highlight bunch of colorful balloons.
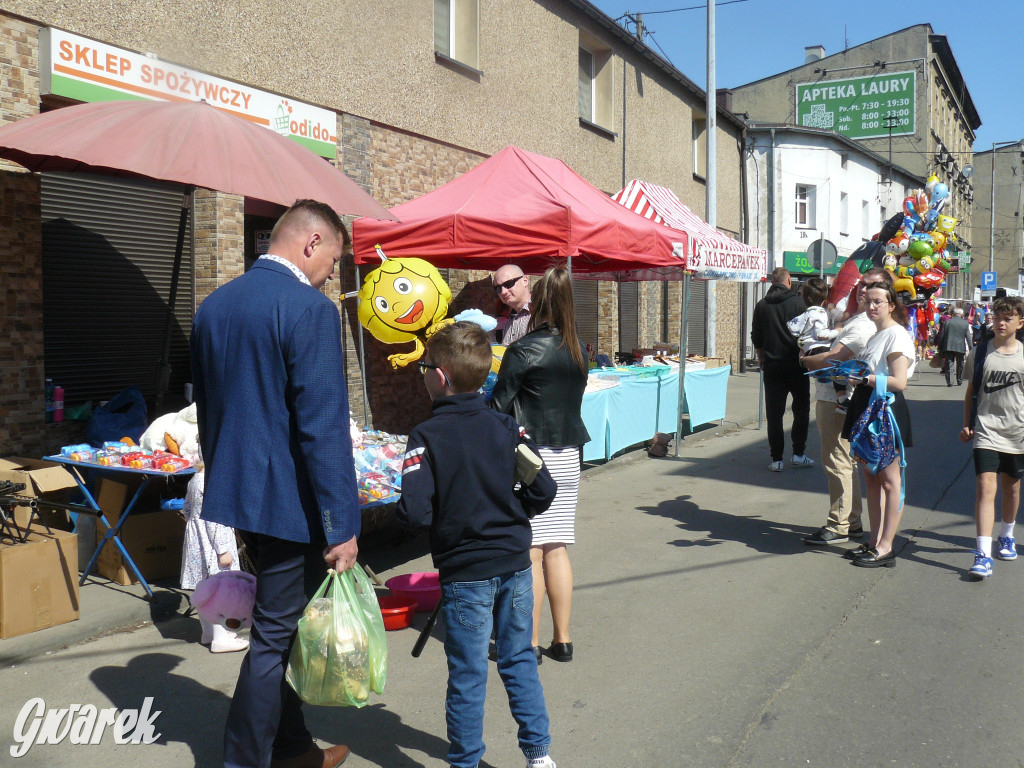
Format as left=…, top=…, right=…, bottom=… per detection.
left=883, top=174, right=957, bottom=300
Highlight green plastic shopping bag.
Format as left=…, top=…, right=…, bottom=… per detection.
left=285, top=567, right=387, bottom=707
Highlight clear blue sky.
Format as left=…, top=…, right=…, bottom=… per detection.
left=589, top=0, right=1020, bottom=153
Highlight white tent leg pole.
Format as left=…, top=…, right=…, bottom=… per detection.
left=674, top=273, right=690, bottom=457
left=354, top=265, right=372, bottom=429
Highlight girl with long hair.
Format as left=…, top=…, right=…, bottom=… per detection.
left=841, top=281, right=915, bottom=568
left=491, top=266, right=590, bottom=662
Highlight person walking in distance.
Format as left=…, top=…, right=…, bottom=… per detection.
left=936, top=306, right=972, bottom=386
left=751, top=267, right=815, bottom=472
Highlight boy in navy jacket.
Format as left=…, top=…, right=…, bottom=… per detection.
left=396, top=321, right=558, bottom=768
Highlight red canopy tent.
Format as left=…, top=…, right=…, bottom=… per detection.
left=352, top=145, right=688, bottom=279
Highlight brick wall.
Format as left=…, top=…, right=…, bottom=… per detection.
left=0, top=171, right=47, bottom=455
left=597, top=281, right=618, bottom=355
left=194, top=189, right=245, bottom=304
left=0, top=18, right=48, bottom=455
left=348, top=123, right=487, bottom=434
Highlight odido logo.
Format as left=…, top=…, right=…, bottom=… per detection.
left=273, top=99, right=333, bottom=143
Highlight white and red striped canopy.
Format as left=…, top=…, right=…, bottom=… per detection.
left=612, top=179, right=767, bottom=281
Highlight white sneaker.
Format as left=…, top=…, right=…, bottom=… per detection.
left=527, top=757, right=556, bottom=768
left=210, top=635, right=250, bottom=653
left=769, top=460, right=784, bottom=472
left=791, top=455, right=815, bottom=468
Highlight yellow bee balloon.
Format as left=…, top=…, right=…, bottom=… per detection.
left=357, top=257, right=454, bottom=369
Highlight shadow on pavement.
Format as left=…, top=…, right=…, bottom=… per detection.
left=637, top=494, right=810, bottom=555
left=305, top=702, right=494, bottom=768
left=90, top=653, right=228, bottom=766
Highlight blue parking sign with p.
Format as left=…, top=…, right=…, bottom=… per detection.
left=981, top=271, right=997, bottom=292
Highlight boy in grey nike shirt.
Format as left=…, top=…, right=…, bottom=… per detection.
left=960, top=296, right=1024, bottom=578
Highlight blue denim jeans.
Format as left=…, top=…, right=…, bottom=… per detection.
left=441, top=567, right=551, bottom=768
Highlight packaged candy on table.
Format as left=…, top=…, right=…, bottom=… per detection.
left=60, top=444, right=93, bottom=459
left=157, top=456, right=191, bottom=473
left=120, top=451, right=150, bottom=468
left=95, top=450, right=123, bottom=466
left=102, top=441, right=135, bottom=454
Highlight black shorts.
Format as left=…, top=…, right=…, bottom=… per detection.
left=973, top=448, right=1024, bottom=479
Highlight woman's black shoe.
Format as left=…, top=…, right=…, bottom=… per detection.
left=843, top=543, right=871, bottom=560
left=851, top=548, right=896, bottom=568
left=548, top=642, right=573, bottom=662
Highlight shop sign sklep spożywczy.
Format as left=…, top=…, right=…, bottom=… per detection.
left=38, top=28, right=337, bottom=159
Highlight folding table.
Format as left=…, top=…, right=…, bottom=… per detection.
left=43, top=455, right=195, bottom=600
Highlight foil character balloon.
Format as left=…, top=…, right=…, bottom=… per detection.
left=930, top=231, right=947, bottom=253
left=885, top=254, right=916, bottom=299
left=914, top=189, right=930, bottom=215
left=907, top=239, right=933, bottom=261
left=931, top=182, right=949, bottom=202
left=937, top=214, right=957, bottom=234
left=903, top=196, right=917, bottom=218
left=925, top=174, right=939, bottom=195
left=357, top=251, right=454, bottom=369
left=886, top=231, right=910, bottom=255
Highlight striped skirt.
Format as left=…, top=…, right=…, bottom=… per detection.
left=531, top=446, right=581, bottom=546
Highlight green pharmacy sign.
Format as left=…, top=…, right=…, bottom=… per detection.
left=796, top=71, right=916, bottom=140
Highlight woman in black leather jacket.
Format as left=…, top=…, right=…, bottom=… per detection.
left=491, top=266, right=590, bottom=663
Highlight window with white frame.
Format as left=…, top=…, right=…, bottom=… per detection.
left=840, top=192, right=849, bottom=235
left=861, top=200, right=870, bottom=240
left=795, top=185, right=814, bottom=228
left=578, top=31, right=613, bottom=130
left=434, top=0, right=479, bottom=71
left=692, top=111, right=707, bottom=178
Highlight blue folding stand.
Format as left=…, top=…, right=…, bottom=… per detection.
left=44, top=455, right=195, bottom=600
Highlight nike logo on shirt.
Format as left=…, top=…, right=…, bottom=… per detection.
left=984, top=381, right=1019, bottom=394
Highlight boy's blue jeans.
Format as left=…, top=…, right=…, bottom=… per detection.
left=441, top=567, right=551, bottom=768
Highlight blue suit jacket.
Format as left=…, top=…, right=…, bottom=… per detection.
left=191, top=260, right=360, bottom=545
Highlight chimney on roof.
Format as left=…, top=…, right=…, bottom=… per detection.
left=805, top=45, right=825, bottom=64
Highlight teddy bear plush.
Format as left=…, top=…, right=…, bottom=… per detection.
left=139, top=403, right=200, bottom=463
left=191, top=570, right=256, bottom=652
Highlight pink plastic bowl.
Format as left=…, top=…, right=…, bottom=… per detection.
left=377, top=594, right=418, bottom=631
left=385, top=572, right=441, bottom=612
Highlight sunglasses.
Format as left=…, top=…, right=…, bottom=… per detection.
left=493, top=276, right=523, bottom=293
left=417, top=360, right=450, bottom=385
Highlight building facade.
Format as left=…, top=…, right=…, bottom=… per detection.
left=969, top=143, right=1024, bottom=294
left=0, top=0, right=756, bottom=454
left=729, top=25, right=980, bottom=257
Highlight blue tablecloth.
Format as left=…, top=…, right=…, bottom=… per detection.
left=581, top=365, right=731, bottom=461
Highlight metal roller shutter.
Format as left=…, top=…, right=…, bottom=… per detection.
left=41, top=172, right=194, bottom=405
left=618, top=281, right=639, bottom=352
left=571, top=278, right=598, bottom=352
left=686, top=279, right=707, bottom=356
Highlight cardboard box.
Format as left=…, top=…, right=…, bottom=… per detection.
left=0, top=456, right=80, bottom=532
left=94, top=479, right=185, bottom=586
left=0, top=526, right=80, bottom=639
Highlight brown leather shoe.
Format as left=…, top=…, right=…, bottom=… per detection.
left=270, top=743, right=349, bottom=768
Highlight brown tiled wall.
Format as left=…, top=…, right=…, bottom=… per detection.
left=194, top=189, right=245, bottom=304
left=0, top=171, right=47, bottom=455
left=350, top=124, right=489, bottom=434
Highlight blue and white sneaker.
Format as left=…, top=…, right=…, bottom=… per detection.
left=996, top=536, right=1017, bottom=561
left=969, top=551, right=994, bottom=579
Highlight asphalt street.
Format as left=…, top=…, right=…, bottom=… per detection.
left=1, top=366, right=1019, bottom=768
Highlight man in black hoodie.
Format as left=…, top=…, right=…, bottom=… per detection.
left=751, top=267, right=815, bottom=472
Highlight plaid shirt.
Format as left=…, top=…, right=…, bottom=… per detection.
left=502, top=306, right=531, bottom=345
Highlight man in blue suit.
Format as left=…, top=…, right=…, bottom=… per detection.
left=192, top=199, right=360, bottom=768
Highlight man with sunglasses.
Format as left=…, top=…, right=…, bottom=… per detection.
left=493, top=265, right=532, bottom=345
